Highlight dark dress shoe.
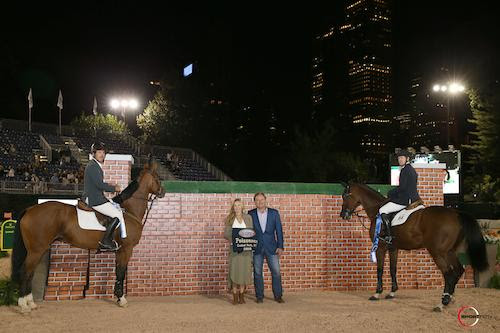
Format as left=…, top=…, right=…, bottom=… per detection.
left=274, top=297, right=285, bottom=303
left=256, top=298, right=263, bottom=303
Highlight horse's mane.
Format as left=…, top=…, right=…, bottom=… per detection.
left=353, top=183, right=386, bottom=202
left=112, top=178, right=139, bottom=205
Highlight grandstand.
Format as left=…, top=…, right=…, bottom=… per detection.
left=0, top=118, right=230, bottom=194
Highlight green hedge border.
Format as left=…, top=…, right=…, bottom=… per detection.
left=162, top=181, right=393, bottom=196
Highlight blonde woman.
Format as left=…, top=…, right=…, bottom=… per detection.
left=224, top=198, right=253, bottom=305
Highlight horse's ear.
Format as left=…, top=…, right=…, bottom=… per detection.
left=151, top=161, right=158, bottom=172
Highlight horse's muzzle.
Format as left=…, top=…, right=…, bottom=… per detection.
left=157, top=187, right=166, bottom=198
left=340, top=209, right=351, bottom=220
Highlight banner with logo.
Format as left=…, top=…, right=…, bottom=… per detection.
left=232, top=228, right=258, bottom=253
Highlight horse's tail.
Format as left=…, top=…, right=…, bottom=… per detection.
left=458, top=212, right=489, bottom=272
left=11, top=210, right=27, bottom=284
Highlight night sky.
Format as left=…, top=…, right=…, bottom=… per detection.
left=1, top=1, right=498, bottom=130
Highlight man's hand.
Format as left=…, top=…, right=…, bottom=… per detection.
left=115, top=185, right=121, bottom=193
left=276, top=248, right=284, bottom=256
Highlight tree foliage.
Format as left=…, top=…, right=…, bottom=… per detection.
left=136, top=88, right=191, bottom=146
left=70, top=113, right=129, bottom=136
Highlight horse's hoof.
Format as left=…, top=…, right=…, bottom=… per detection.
left=19, top=307, right=31, bottom=314
left=369, top=296, right=380, bottom=301
left=28, top=303, right=38, bottom=310
left=117, top=297, right=128, bottom=308
left=442, top=294, right=451, bottom=306
left=385, top=294, right=395, bottom=299
left=433, top=305, right=443, bottom=312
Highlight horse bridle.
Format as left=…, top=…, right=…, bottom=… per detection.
left=342, top=190, right=374, bottom=232
left=128, top=170, right=163, bottom=226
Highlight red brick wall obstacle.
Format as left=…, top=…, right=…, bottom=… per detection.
left=44, top=156, right=474, bottom=300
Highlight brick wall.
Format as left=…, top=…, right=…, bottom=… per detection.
left=45, top=163, right=474, bottom=300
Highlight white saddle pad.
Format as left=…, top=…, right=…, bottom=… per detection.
left=392, top=205, right=426, bottom=227
left=76, top=207, right=106, bottom=231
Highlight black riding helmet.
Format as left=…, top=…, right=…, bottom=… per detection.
left=91, top=142, right=106, bottom=155
left=396, top=149, right=411, bottom=158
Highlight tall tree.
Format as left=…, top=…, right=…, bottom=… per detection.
left=464, top=83, right=500, bottom=202
left=136, top=88, right=190, bottom=146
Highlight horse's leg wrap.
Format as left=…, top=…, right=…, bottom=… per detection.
left=442, top=292, right=452, bottom=306
left=114, top=265, right=127, bottom=299
left=376, top=267, right=384, bottom=294
left=26, top=293, right=37, bottom=310
left=18, top=296, right=30, bottom=313
left=389, top=250, right=399, bottom=293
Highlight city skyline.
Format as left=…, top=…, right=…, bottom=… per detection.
left=1, top=2, right=498, bottom=135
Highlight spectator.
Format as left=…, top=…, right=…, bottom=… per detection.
left=33, top=154, right=41, bottom=168
left=40, top=177, right=48, bottom=193
left=9, top=144, right=17, bottom=156
left=8, top=167, right=15, bottom=178
left=50, top=173, right=59, bottom=184
left=171, top=152, right=179, bottom=171
left=31, top=174, right=41, bottom=194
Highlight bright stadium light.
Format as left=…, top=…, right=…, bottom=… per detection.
left=110, top=96, right=139, bottom=122
left=449, top=82, right=465, bottom=94
left=110, top=99, right=120, bottom=109
left=129, top=99, right=138, bottom=109
left=432, top=81, right=467, bottom=146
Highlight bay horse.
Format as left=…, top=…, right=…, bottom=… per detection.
left=11, top=162, right=165, bottom=313
left=339, top=183, right=488, bottom=312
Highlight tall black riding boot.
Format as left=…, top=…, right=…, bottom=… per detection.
left=98, top=217, right=120, bottom=252
left=380, top=213, right=393, bottom=246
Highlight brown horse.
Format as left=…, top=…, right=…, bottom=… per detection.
left=11, top=162, right=165, bottom=313
left=339, top=183, right=488, bottom=311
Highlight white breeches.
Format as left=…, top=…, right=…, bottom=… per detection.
left=93, top=202, right=127, bottom=238
left=379, top=202, right=406, bottom=215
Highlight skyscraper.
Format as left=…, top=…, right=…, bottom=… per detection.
left=310, top=24, right=351, bottom=132
left=311, top=0, right=393, bottom=156
left=343, top=0, right=393, bottom=153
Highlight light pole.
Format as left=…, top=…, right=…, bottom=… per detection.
left=110, top=98, right=139, bottom=123
left=432, top=82, right=465, bottom=147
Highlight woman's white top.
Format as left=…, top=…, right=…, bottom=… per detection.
left=232, top=218, right=246, bottom=228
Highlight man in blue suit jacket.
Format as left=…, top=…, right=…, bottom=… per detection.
left=248, top=192, right=284, bottom=303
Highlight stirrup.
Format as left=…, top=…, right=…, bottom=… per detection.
left=379, top=235, right=393, bottom=245
left=97, top=240, right=121, bottom=253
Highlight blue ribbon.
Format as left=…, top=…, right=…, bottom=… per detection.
left=371, top=214, right=382, bottom=263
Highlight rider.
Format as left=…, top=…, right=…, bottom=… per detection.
left=82, top=142, right=123, bottom=251
left=379, top=149, right=420, bottom=244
